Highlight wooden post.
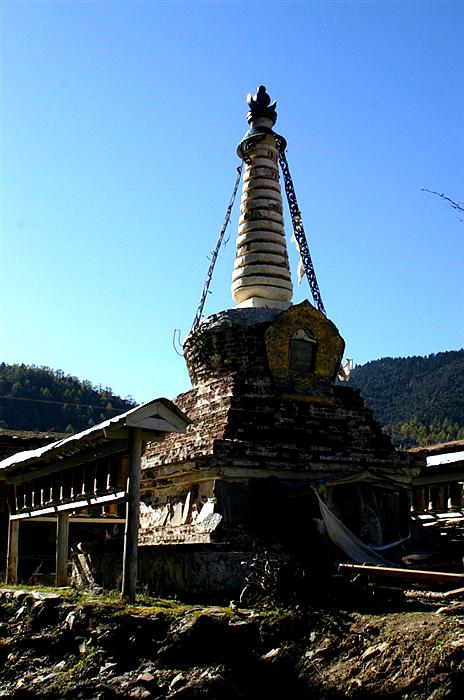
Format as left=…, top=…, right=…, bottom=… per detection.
left=122, top=427, right=142, bottom=602
left=56, top=512, right=70, bottom=586
left=6, top=518, right=19, bottom=584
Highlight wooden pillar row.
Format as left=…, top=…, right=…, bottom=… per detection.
left=56, top=512, right=70, bottom=586
left=6, top=519, right=19, bottom=584
left=122, top=427, right=142, bottom=602
left=6, top=485, right=18, bottom=584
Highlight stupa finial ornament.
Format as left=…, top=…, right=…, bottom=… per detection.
left=231, top=86, right=293, bottom=309
left=246, top=85, right=277, bottom=126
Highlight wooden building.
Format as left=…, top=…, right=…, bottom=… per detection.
left=0, top=429, right=66, bottom=575
left=411, top=440, right=464, bottom=513
left=0, top=400, right=188, bottom=600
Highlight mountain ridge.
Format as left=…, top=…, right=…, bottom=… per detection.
left=0, top=363, right=136, bottom=434
left=346, top=349, right=464, bottom=447
left=1, top=350, right=463, bottom=447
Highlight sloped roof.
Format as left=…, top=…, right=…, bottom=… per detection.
left=409, top=439, right=464, bottom=457
left=0, top=398, right=189, bottom=480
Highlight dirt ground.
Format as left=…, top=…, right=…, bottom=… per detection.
left=1, top=586, right=464, bottom=699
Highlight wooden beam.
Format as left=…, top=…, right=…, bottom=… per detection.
left=126, top=416, right=185, bottom=433
left=339, top=563, right=464, bottom=585
left=56, top=512, right=69, bottom=586
left=414, top=472, right=464, bottom=486
left=8, top=440, right=128, bottom=485
left=124, top=399, right=189, bottom=433
left=22, top=516, right=126, bottom=524
left=122, top=427, right=142, bottom=602
left=6, top=519, right=19, bottom=584
left=10, top=490, right=127, bottom=520
left=106, top=429, right=164, bottom=441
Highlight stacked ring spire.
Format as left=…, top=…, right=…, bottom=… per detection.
left=232, top=87, right=293, bottom=309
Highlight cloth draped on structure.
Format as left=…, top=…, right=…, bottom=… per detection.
left=314, top=490, right=409, bottom=567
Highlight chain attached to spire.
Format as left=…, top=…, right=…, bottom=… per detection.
left=275, top=135, right=326, bottom=316
left=191, top=163, right=244, bottom=331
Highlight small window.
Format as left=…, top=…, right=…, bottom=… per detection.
left=290, top=329, right=317, bottom=374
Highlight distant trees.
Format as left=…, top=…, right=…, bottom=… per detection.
left=387, top=416, right=464, bottom=449
left=0, top=363, right=136, bottom=433
left=347, top=350, right=464, bottom=447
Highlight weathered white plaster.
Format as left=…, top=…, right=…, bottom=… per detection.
left=237, top=240, right=287, bottom=255
left=232, top=281, right=292, bottom=301
left=242, top=178, right=281, bottom=192
left=235, top=295, right=291, bottom=309
left=236, top=228, right=286, bottom=245
left=240, top=197, right=283, bottom=212
left=232, top=263, right=291, bottom=281
left=239, top=210, right=284, bottom=226
left=234, top=252, right=288, bottom=268
left=234, top=284, right=291, bottom=309
left=232, top=118, right=292, bottom=307
left=238, top=219, right=284, bottom=235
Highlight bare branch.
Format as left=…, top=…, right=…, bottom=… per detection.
left=421, top=189, right=464, bottom=222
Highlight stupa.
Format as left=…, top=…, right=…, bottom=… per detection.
left=138, top=87, right=417, bottom=599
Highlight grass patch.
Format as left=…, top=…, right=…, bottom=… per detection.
left=45, top=647, right=99, bottom=695
left=1, top=584, right=230, bottom=623
left=1, top=584, right=81, bottom=602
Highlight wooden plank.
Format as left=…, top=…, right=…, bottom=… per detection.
left=8, top=440, right=128, bottom=485
left=414, top=472, right=464, bottom=486
left=108, top=429, right=164, bottom=441
left=126, top=416, right=185, bottom=433
left=339, top=563, right=464, bottom=584
left=405, top=586, right=464, bottom=601
left=56, top=512, right=69, bottom=586
left=6, top=519, right=19, bottom=584
left=22, top=516, right=126, bottom=524
left=75, top=552, right=96, bottom=587
left=125, top=399, right=189, bottom=432
left=10, top=490, right=127, bottom=520
left=122, top=427, right=142, bottom=602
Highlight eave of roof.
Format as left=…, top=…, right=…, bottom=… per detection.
left=409, top=439, right=464, bottom=457
left=0, top=398, right=190, bottom=478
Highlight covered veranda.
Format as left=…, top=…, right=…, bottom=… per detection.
left=0, top=399, right=189, bottom=601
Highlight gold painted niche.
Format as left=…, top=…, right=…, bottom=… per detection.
left=265, top=300, right=345, bottom=388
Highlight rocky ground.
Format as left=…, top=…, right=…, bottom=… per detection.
left=1, top=586, right=464, bottom=699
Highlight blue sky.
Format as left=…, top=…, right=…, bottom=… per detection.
left=1, top=0, right=463, bottom=403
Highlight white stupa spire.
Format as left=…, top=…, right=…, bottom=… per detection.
left=232, top=86, right=292, bottom=309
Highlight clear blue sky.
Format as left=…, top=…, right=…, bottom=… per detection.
left=1, top=0, right=463, bottom=404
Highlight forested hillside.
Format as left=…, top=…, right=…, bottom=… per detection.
left=0, top=363, right=136, bottom=433
left=2, top=352, right=463, bottom=447
left=347, top=349, right=464, bottom=447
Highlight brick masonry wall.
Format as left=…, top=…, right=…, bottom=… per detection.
left=140, top=304, right=417, bottom=555
left=145, top=306, right=413, bottom=478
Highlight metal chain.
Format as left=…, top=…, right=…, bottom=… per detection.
left=275, top=135, right=326, bottom=316
left=191, top=162, right=243, bottom=331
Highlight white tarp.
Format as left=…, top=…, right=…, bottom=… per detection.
left=315, top=491, right=408, bottom=567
